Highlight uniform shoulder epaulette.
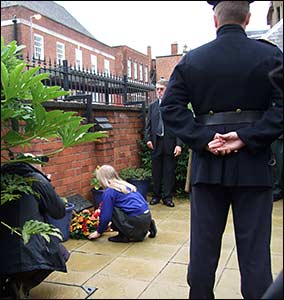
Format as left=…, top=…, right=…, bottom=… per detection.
left=257, top=38, right=278, bottom=47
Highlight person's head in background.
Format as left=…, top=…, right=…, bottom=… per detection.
left=156, top=79, right=168, bottom=100
left=210, top=1, right=251, bottom=29
left=22, top=153, right=52, bottom=179
left=95, top=165, right=137, bottom=194
left=23, top=153, right=43, bottom=171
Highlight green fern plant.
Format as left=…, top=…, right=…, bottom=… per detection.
left=1, top=37, right=108, bottom=244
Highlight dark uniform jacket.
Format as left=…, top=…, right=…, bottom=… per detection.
left=0, top=163, right=67, bottom=275
left=146, top=99, right=183, bottom=156
left=160, top=24, right=283, bottom=187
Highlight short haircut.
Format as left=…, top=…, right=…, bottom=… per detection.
left=214, top=1, right=250, bottom=26
left=156, top=79, right=169, bottom=87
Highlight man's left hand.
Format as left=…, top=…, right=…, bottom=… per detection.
left=174, top=146, right=182, bottom=157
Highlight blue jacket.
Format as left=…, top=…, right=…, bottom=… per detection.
left=97, top=187, right=149, bottom=234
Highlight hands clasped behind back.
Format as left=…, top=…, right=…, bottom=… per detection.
left=207, top=132, right=245, bottom=155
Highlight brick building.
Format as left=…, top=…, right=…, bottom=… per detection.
left=150, top=42, right=188, bottom=85
left=1, top=1, right=152, bottom=82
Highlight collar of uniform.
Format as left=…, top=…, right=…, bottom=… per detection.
left=217, top=24, right=246, bottom=38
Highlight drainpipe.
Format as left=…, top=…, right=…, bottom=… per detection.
left=12, top=15, right=18, bottom=43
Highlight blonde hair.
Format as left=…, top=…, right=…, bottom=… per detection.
left=96, top=165, right=137, bottom=194
left=215, top=1, right=250, bottom=26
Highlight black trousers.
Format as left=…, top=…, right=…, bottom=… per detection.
left=152, top=136, right=177, bottom=201
left=188, top=184, right=273, bottom=299
left=112, top=207, right=152, bottom=241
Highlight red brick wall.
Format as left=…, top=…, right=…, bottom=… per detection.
left=1, top=104, right=144, bottom=202
left=156, top=54, right=183, bottom=81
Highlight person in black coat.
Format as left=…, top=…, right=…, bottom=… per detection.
left=0, top=159, right=70, bottom=298
left=145, top=79, right=183, bottom=207
left=160, top=1, right=283, bottom=299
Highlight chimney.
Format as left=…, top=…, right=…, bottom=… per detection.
left=147, top=45, right=152, bottom=58
left=171, top=42, right=178, bottom=55
left=147, top=46, right=152, bottom=78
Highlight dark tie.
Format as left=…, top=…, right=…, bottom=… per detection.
left=157, top=101, right=164, bottom=136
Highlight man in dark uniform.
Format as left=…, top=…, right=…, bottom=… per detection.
left=160, top=1, right=283, bottom=299
left=146, top=79, right=183, bottom=207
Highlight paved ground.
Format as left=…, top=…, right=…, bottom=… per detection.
left=30, top=198, right=283, bottom=299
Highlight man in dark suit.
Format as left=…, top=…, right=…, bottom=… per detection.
left=145, top=79, right=182, bottom=207
left=160, top=1, right=283, bottom=299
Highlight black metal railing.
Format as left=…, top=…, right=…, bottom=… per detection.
left=25, top=56, right=156, bottom=107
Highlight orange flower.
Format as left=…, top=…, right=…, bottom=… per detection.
left=70, top=208, right=101, bottom=240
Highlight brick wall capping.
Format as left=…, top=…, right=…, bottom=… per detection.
left=43, top=101, right=144, bottom=112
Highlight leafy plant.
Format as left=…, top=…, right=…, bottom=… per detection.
left=137, top=138, right=152, bottom=172
left=91, top=166, right=102, bottom=190
left=0, top=220, right=63, bottom=245
left=119, top=167, right=151, bottom=180
left=91, top=175, right=102, bottom=190
left=1, top=37, right=108, bottom=244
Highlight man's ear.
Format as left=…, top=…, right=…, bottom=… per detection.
left=244, top=12, right=251, bottom=26
left=213, top=15, right=218, bottom=28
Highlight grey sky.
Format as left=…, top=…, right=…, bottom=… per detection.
left=55, top=1, right=271, bottom=57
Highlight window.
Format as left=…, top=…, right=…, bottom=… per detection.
left=139, top=64, right=143, bottom=81
left=104, top=59, right=110, bottom=75
left=34, top=34, right=44, bottom=60
left=56, top=42, right=65, bottom=64
left=276, top=6, right=281, bottom=22
left=133, top=62, right=138, bottom=80
left=127, top=59, right=132, bottom=78
left=144, top=66, right=148, bottom=82
left=91, top=54, right=97, bottom=73
left=75, top=48, right=82, bottom=69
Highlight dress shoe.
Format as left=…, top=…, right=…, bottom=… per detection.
left=108, top=233, right=129, bottom=243
left=148, top=219, right=157, bottom=238
left=163, top=199, right=175, bottom=207
left=150, top=198, right=160, bottom=205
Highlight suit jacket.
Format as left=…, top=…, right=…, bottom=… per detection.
left=160, top=24, right=283, bottom=187
left=146, top=99, right=183, bottom=155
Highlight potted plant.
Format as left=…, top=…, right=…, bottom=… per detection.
left=119, top=167, right=151, bottom=200
left=46, top=197, right=75, bottom=242
left=91, top=167, right=103, bottom=209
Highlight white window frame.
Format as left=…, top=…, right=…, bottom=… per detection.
left=91, top=54, right=98, bottom=73
left=133, top=62, right=138, bottom=80
left=139, top=64, right=143, bottom=81
left=75, top=48, right=82, bottom=69
left=127, top=59, right=132, bottom=78
left=144, top=65, right=148, bottom=82
left=104, top=59, right=110, bottom=75
left=34, top=33, right=44, bottom=60
left=56, top=42, right=65, bottom=64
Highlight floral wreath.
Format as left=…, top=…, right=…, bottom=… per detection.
left=70, top=204, right=101, bottom=239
